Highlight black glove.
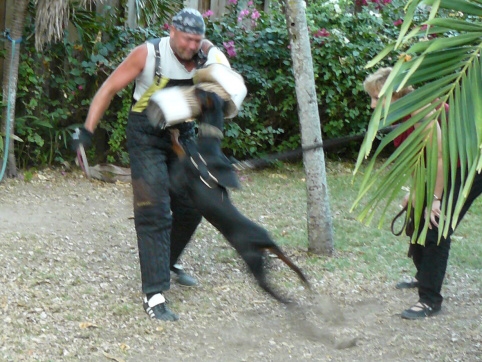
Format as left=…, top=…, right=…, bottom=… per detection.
left=71, top=126, right=93, bottom=152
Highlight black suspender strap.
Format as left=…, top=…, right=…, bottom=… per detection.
left=148, top=38, right=162, bottom=85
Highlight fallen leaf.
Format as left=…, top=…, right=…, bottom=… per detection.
left=102, top=351, right=126, bottom=362
left=79, top=322, right=98, bottom=329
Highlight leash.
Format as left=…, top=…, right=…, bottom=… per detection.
left=0, top=30, right=22, bottom=182
left=76, top=143, right=91, bottom=178
left=72, top=128, right=91, bottom=178
left=391, top=205, right=408, bottom=236
left=232, top=125, right=397, bottom=171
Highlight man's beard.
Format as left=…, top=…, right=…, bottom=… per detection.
left=173, top=45, right=197, bottom=61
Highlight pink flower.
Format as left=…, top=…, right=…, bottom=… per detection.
left=223, top=41, right=237, bottom=58
left=78, top=85, right=83, bottom=90
left=203, top=10, right=214, bottom=18
left=393, top=19, right=403, bottom=26
left=313, top=28, right=330, bottom=38
left=163, top=23, right=170, bottom=30
left=251, top=10, right=260, bottom=20
left=247, top=0, right=253, bottom=5
left=228, top=0, right=237, bottom=4
left=237, top=9, right=250, bottom=23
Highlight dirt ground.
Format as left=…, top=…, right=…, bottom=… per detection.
left=0, top=169, right=481, bottom=362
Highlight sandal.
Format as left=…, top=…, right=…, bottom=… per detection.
left=395, top=277, right=419, bottom=289
left=401, top=302, right=441, bottom=320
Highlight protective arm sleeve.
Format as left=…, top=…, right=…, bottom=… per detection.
left=204, top=47, right=231, bottom=68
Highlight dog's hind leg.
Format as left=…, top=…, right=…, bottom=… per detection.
left=238, top=243, right=311, bottom=303
left=239, top=248, right=290, bottom=303
left=190, top=183, right=305, bottom=303
left=263, top=246, right=311, bottom=289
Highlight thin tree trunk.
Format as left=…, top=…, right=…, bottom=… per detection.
left=126, top=0, right=137, bottom=28
left=284, top=0, right=334, bottom=255
left=354, top=0, right=363, bottom=15
left=1, top=0, right=28, bottom=179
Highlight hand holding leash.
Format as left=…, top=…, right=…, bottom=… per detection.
left=71, top=126, right=93, bottom=151
left=71, top=127, right=93, bottom=178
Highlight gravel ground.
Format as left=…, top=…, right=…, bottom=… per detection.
left=0, top=169, right=481, bottom=362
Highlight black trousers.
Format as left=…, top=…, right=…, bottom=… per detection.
left=126, top=111, right=202, bottom=294
left=412, top=168, right=482, bottom=308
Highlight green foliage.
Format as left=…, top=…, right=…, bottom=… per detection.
left=12, top=4, right=158, bottom=167
left=203, top=2, right=292, bottom=158
left=352, top=0, right=482, bottom=243
left=4, top=0, right=425, bottom=168
left=203, top=0, right=408, bottom=158
left=23, top=169, right=34, bottom=182
left=307, top=0, right=395, bottom=138
left=127, top=0, right=183, bottom=27
left=223, top=122, right=284, bottom=158
left=104, top=88, right=132, bottom=165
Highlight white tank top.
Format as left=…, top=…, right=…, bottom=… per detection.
left=133, top=37, right=197, bottom=101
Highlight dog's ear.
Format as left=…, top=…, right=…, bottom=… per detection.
left=195, top=89, right=226, bottom=112
left=194, top=88, right=211, bottom=109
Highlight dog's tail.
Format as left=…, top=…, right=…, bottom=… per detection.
left=265, top=246, right=311, bottom=290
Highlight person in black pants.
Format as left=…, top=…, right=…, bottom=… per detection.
left=407, top=168, right=482, bottom=318
left=72, top=8, right=233, bottom=321
left=363, top=67, right=482, bottom=319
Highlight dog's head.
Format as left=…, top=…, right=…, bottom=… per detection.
left=195, top=89, right=227, bottom=133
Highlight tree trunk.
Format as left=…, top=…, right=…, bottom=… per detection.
left=354, top=0, right=363, bottom=15
left=284, top=0, right=334, bottom=255
left=126, top=0, right=137, bottom=28
left=1, top=0, right=28, bottom=179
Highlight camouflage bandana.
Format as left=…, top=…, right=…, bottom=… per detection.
left=172, top=8, right=205, bottom=35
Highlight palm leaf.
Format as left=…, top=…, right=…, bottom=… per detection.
left=35, top=0, right=103, bottom=51
left=133, top=0, right=182, bottom=27
left=353, top=0, right=482, bottom=244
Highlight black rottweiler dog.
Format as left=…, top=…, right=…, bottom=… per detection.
left=170, top=89, right=310, bottom=303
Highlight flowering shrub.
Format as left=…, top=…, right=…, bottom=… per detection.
left=203, top=0, right=293, bottom=157
left=202, top=0, right=411, bottom=158
left=14, top=8, right=154, bottom=167
left=9, top=0, right=432, bottom=167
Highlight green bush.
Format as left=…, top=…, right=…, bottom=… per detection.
left=6, top=0, right=423, bottom=168
left=202, top=0, right=409, bottom=158
left=13, top=6, right=155, bottom=167
left=203, top=2, right=292, bottom=158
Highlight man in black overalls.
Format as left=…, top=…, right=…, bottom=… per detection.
left=73, top=9, right=227, bottom=321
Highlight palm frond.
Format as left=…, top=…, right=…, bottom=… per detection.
left=134, top=0, right=183, bottom=27
left=35, top=0, right=102, bottom=51
left=353, top=0, right=482, bottom=243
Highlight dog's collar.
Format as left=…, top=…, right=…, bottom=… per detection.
left=189, top=152, right=219, bottom=188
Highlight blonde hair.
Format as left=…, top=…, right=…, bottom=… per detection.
left=363, top=67, right=413, bottom=100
